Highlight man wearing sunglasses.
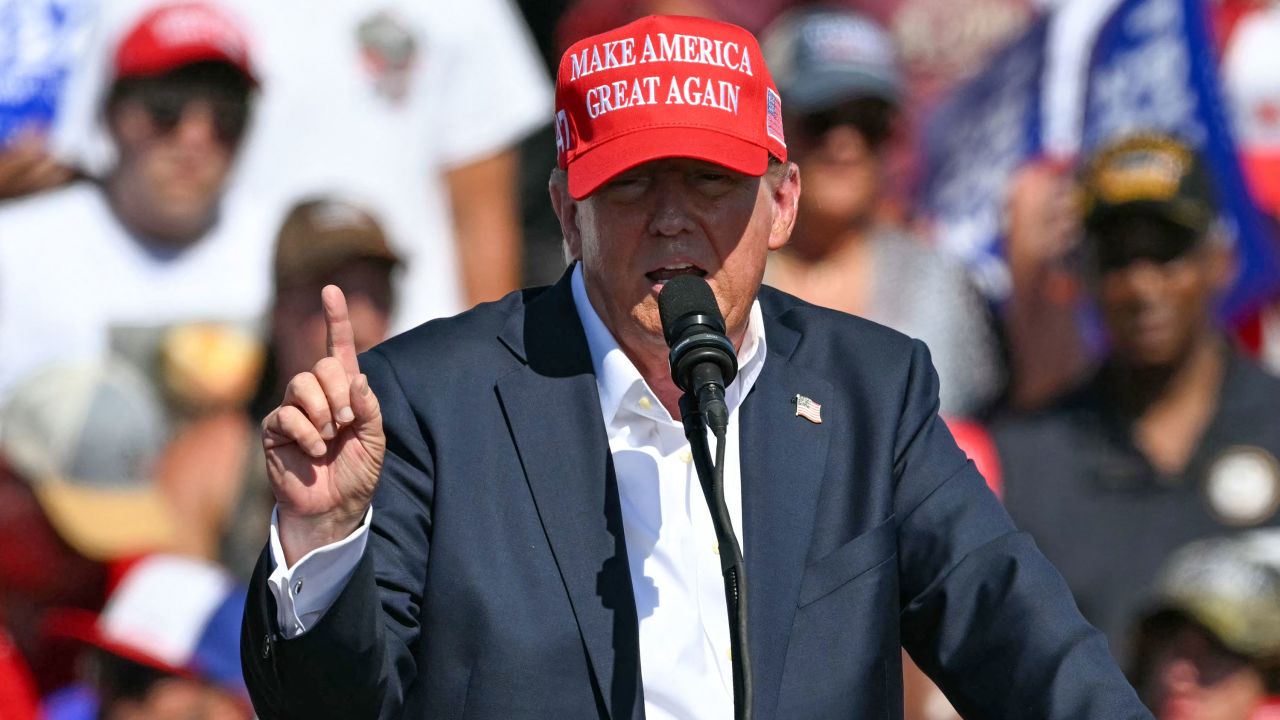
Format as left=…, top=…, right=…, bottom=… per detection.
left=0, top=2, right=271, bottom=411
left=994, top=133, right=1280, bottom=669
left=758, top=7, right=1003, bottom=420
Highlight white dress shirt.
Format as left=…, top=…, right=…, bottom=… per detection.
left=268, top=264, right=767, bottom=720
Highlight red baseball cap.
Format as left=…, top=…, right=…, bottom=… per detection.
left=114, top=2, right=258, bottom=85
left=554, top=15, right=787, bottom=200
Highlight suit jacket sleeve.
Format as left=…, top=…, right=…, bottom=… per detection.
left=242, top=347, right=433, bottom=719
left=893, top=340, right=1151, bottom=719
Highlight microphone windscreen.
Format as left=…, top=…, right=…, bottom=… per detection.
left=658, top=275, right=721, bottom=346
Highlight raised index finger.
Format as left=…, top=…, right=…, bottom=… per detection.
left=323, top=284, right=360, bottom=378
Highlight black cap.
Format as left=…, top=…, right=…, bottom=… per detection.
left=1080, top=132, right=1217, bottom=237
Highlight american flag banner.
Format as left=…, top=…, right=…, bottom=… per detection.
left=794, top=394, right=822, bottom=424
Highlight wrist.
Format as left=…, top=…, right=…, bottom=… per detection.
left=277, top=506, right=367, bottom=567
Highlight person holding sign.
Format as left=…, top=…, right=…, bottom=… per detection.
left=241, top=15, right=1150, bottom=720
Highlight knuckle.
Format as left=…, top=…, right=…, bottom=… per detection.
left=315, top=356, right=342, bottom=376
left=288, top=371, right=316, bottom=392
left=275, top=405, right=300, bottom=427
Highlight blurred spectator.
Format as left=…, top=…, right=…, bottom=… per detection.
left=0, top=2, right=270, bottom=415
left=0, top=0, right=95, bottom=200
left=0, top=360, right=175, bottom=695
left=220, top=197, right=401, bottom=579
left=55, top=0, right=551, bottom=332
left=1129, top=531, right=1280, bottom=719
left=266, top=199, right=399, bottom=392
left=0, top=3, right=271, bottom=563
left=994, top=133, right=1280, bottom=660
left=760, top=5, right=1005, bottom=419
left=42, top=553, right=251, bottom=720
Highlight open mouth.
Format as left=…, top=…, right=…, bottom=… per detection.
left=645, top=263, right=707, bottom=284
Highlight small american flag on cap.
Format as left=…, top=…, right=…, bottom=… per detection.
left=794, top=393, right=822, bottom=424
left=766, top=88, right=785, bottom=146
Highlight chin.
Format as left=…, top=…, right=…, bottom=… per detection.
left=1120, top=350, right=1180, bottom=370
left=624, top=305, right=665, bottom=343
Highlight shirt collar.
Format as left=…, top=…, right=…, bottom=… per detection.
left=570, top=263, right=767, bottom=428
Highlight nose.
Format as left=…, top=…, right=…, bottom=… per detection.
left=646, top=172, right=697, bottom=238
left=171, top=100, right=221, bottom=147
left=818, top=124, right=872, bottom=164
left=1114, top=259, right=1169, bottom=300
left=1160, top=656, right=1201, bottom=695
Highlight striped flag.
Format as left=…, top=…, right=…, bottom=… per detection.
left=794, top=394, right=822, bottom=424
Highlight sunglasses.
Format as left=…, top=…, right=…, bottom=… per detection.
left=130, top=83, right=250, bottom=144
left=791, top=98, right=895, bottom=149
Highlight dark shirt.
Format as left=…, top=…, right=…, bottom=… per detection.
left=994, top=348, right=1280, bottom=662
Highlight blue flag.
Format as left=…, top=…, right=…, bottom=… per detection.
left=1084, top=0, right=1280, bottom=321
left=920, top=16, right=1048, bottom=304
left=0, top=0, right=95, bottom=145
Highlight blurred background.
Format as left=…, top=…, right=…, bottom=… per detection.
left=1, top=0, right=1279, bottom=718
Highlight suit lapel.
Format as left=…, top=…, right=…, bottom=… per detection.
left=494, top=276, right=643, bottom=720
left=739, top=310, right=832, bottom=720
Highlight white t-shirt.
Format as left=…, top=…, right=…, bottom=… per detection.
left=53, top=0, right=553, bottom=331
left=0, top=181, right=273, bottom=403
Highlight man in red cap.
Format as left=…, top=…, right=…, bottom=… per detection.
left=0, top=1, right=269, bottom=411
left=243, top=15, right=1150, bottom=720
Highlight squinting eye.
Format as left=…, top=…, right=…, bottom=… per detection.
left=693, top=171, right=740, bottom=195
left=602, top=174, right=649, bottom=198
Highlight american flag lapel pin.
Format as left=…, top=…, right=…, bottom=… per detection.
left=794, top=394, right=823, bottom=424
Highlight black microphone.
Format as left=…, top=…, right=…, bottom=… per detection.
left=658, top=275, right=738, bottom=437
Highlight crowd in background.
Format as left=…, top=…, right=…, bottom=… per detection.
left=1, top=0, right=1279, bottom=718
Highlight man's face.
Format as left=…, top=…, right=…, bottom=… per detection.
left=1091, top=215, right=1229, bottom=369
left=556, top=157, right=799, bottom=354
left=785, top=99, right=892, bottom=231
left=1138, top=620, right=1267, bottom=720
left=273, top=260, right=395, bottom=382
left=109, top=65, right=251, bottom=242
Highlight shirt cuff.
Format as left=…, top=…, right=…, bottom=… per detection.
left=266, top=506, right=372, bottom=638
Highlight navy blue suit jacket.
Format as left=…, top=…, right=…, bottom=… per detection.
left=242, top=273, right=1151, bottom=719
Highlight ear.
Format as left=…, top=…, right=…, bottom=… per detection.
left=549, top=174, right=583, bottom=261
left=767, top=161, right=801, bottom=252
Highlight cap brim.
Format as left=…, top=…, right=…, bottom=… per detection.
left=567, top=127, right=771, bottom=200
left=1085, top=200, right=1210, bottom=237
left=1141, top=600, right=1280, bottom=661
left=117, top=46, right=259, bottom=87
left=43, top=607, right=194, bottom=679
left=34, top=480, right=176, bottom=562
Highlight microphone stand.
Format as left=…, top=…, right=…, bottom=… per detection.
left=680, top=394, right=752, bottom=720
